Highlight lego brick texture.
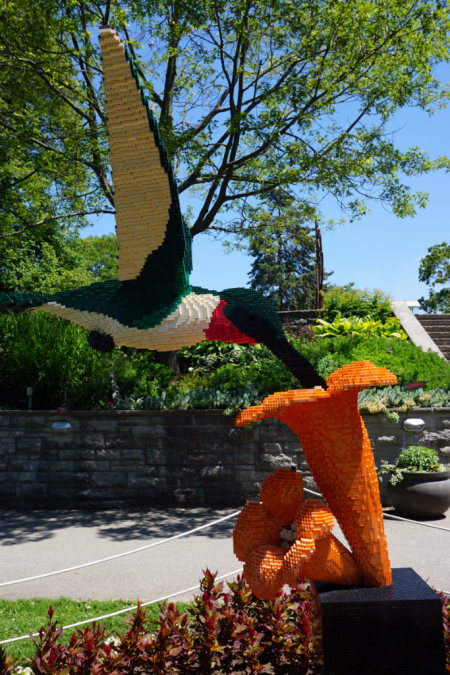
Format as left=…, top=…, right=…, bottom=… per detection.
left=313, top=567, right=447, bottom=675
left=236, top=362, right=396, bottom=587
left=0, top=408, right=449, bottom=509
left=233, top=469, right=363, bottom=599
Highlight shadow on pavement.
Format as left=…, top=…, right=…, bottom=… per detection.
left=0, top=508, right=239, bottom=547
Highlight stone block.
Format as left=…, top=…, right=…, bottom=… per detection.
left=163, top=414, right=194, bottom=427
left=59, top=449, right=95, bottom=460
left=0, top=441, right=15, bottom=455
left=48, top=471, right=90, bottom=485
left=0, top=415, right=10, bottom=426
left=40, top=436, right=73, bottom=451
left=439, top=446, right=450, bottom=456
left=160, top=437, right=198, bottom=452
left=166, top=426, right=218, bottom=440
left=136, top=466, right=158, bottom=477
left=187, top=453, right=222, bottom=466
left=16, top=483, right=47, bottom=498
left=159, top=466, right=196, bottom=480
left=8, top=459, right=48, bottom=472
left=87, top=420, right=117, bottom=432
left=74, top=433, right=105, bottom=449
left=121, top=448, right=145, bottom=461
left=377, top=436, right=400, bottom=445
left=96, top=448, right=120, bottom=460
left=235, top=468, right=269, bottom=482
left=49, top=460, right=75, bottom=471
left=173, top=488, right=204, bottom=505
left=0, top=430, right=24, bottom=439
left=132, top=425, right=166, bottom=437
left=193, top=414, right=231, bottom=427
left=261, top=442, right=282, bottom=454
left=10, top=416, right=28, bottom=427
left=76, top=488, right=117, bottom=501
left=281, top=441, right=304, bottom=453
left=75, top=460, right=109, bottom=471
left=257, top=453, right=292, bottom=470
left=148, top=448, right=186, bottom=466
left=128, top=476, right=160, bottom=488
left=24, top=416, right=47, bottom=429
left=227, top=453, right=255, bottom=465
left=91, top=472, right=126, bottom=487
left=426, top=429, right=450, bottom=443
left=6, top=471, right=36, bottom=482
left=227, top=427, right=260, bottom=443
left=145, top=449, right=168, bottom=465
left=199, top=465, right=233, bottom=480
left=16, top=439, right=41, bottom=454
left=0, top=484, right=15, bottom=495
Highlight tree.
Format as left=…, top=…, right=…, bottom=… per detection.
left=1, top=0, right=450, bottom=247
left=0, top=234, right=118, bottom=293
left=0, top=0, right=114, bottom=250
left=418, top=242, right=450, bottom=313
left=245, top=192, right=330, bottom=310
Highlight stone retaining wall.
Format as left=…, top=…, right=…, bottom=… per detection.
left=0, top=409, right=449, bottom=509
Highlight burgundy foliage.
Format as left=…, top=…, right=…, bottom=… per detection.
left=436, top=590, right=450, bottom=673
left=3, top=573, right=449, bottom=674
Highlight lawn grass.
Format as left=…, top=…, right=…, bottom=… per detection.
left=0, top=597, right=191, bottom=665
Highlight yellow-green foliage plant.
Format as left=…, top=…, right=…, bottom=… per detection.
left=313, top=313, right=407, bottom=340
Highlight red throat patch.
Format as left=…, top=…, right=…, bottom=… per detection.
left=204, top=300, right=257, bottom=345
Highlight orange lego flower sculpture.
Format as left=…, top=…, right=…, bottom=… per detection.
left=235, top=361, right=397, bottom=593
left=233, top=469, right=363, bottom=600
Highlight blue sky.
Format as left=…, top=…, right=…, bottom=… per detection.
left=83, top=65, right=449, bottom=303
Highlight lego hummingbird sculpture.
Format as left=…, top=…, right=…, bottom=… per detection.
left=0, top=26, right=324, bottom=390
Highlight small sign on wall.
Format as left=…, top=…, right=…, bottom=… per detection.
left=405, top=381, right=427, bottom=390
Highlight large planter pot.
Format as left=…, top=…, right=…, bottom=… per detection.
left=386, top=469, right=450, bottom=519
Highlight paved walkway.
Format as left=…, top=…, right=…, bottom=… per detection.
left=0, top=507, right=449, bottom=604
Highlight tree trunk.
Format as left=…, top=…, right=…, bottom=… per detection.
left=155, top=350, right=181, bottom=376
left=315, top=210, right=324, bottom=309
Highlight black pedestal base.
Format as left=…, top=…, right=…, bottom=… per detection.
left=312, top=567, right=446, bottom=675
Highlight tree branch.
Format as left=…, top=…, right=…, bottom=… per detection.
left=0, top=209, right=116, bottom=239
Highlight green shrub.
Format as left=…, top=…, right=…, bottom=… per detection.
left=0, top=312, right=111, bottom=409
left=313, top=314, right=407, bottom=339
left=379, top=445, right=445, bottom=484
left=1, top=313, right=450, bottom=412
left=322, top=286, right=394, bottom=322
left=295, top=335, right=450, bottom=390
left=0, top=312, right=164, bottom=410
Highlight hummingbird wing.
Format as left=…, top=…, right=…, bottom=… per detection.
left=99, top=25, right=192, bottom=290
left=0, top=28, right=194, bottom=330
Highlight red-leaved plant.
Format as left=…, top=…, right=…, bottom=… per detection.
left=435, top=590, right=450, bottom=673
left=3, top=576, right=450, bottom=674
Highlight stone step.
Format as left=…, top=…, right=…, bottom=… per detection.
left=421, top=329, right=450, bottom=335
left=417, top=321, right=450, bottom=327
left=416, top=319, right=450, bottom=326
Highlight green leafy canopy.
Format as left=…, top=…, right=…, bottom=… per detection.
left=1, top=0, right=450, bottom=252
left=418, top=242, right=450, bottom=312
